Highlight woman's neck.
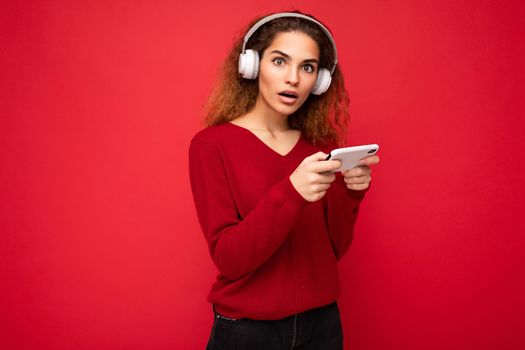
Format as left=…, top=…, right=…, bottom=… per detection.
left=238, top=97, right=291, bottom=133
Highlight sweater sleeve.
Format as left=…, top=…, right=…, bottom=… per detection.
left=189, top=137, right=311, bottom=281
left=323, top=171, right=368, bottom=261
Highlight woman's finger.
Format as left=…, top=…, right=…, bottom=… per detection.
left=344, top=175, right=371, bottom=184
left=346, top=182, right=370, bottom=191
left=343, top=165, right=370, bottom=177
left=359, top=155, right=380, bottom=166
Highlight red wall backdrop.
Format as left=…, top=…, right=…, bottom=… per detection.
left=2, top=1, right=524, bottom=349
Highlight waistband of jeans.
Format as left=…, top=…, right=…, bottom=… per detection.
left=212, top=301, right=337, bottom=321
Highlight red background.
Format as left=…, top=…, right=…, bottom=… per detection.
left=2, top=1, right=524, bottom=349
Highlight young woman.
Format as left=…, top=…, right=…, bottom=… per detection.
left=189, top=11, right=379, bottom=350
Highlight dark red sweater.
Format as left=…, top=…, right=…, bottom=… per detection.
left=189, top=122, right=367, bottom=320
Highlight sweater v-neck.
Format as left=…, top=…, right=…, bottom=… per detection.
left=227, top=122, right=303, bottom=158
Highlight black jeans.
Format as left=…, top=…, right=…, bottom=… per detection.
left=206, top=301, right=343, bottom=350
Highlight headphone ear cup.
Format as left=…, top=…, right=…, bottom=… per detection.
left=238, top=49, right=260, bottom=79
left=311, top=68, right=332, bottom=95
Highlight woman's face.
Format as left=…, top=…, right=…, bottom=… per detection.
left=257, top=31, right=320, bottom=117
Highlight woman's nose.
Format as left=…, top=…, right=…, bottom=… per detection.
left=285, top=67, right=299, bottom=86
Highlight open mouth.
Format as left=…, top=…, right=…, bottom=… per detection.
left=278, top=91, right=299, bottom=99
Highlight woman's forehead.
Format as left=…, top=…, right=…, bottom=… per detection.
left=265, top=31, right=320, bottom=59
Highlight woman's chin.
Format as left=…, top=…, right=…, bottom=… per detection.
left=273, top=102, right=301, bottom=117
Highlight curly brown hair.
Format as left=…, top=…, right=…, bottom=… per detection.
left=203, top=11, right=350, bottom=148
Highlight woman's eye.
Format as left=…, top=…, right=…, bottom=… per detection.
left=273, top=57, right=284, bottom=65
left=303, top=64, right=315, bottom=73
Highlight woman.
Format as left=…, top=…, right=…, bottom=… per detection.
left=189, top=11, right=379, bottom=350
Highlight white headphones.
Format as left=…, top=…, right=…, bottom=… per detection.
left=238, top=12, right=338, bottom=96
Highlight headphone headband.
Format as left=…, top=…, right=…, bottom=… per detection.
left=241, top=12, right=338, bottom=75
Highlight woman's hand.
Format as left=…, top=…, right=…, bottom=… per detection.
left=290, top=152, right=342, bottom=202
left=342, top=155, right=380, bottom=191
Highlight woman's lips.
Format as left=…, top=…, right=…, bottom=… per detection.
left=278, top=91, right=299, bottom=105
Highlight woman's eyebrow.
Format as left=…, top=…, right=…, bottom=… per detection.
left=269, top=50, right=319, bottom=64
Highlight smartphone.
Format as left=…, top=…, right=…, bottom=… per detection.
left=325, top=144, right=379, bottom=172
